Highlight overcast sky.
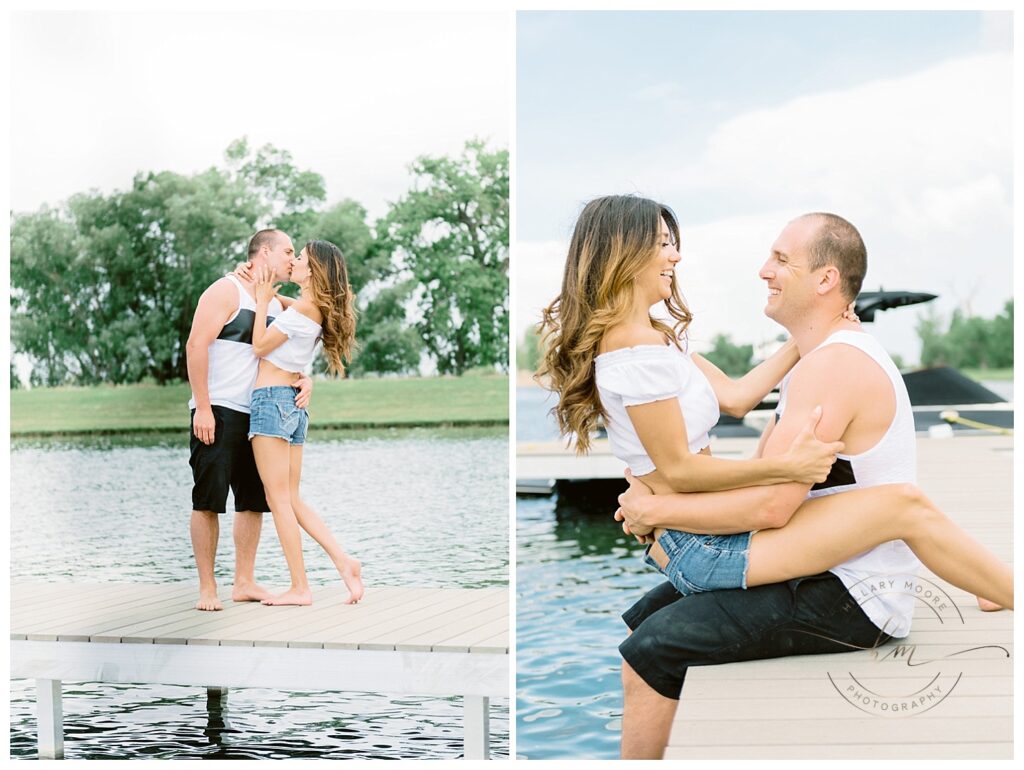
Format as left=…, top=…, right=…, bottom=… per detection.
left=516, top=10, right=1013, bottom=366
left=11, top=10, right=509, bottom=220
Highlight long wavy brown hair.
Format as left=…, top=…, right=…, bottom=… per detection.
left=536, top=195, right=692, bottom=453
left=304, top=240, right=358, bottom=376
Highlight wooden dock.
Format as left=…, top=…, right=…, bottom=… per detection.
left=11, top=584, right=508, bottom=760
left=666, top=434, right=1013, bottom=759
left=516, top=435, right=759, bottom=485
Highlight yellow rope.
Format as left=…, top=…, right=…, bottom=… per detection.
left=939, top=410, right=1013, bottom=436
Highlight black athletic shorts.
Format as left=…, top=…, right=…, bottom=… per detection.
left=620, top=572, right=891, bottom=700
left=189, top=406, right=268, bottom=514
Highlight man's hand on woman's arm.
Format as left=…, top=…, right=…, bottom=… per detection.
left=615, top=346, right=861, bottom=535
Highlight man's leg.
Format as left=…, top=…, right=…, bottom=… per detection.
left=232, top=511, right=271, bottom=602
left=621, top=659, right=677, bottom=759
left=230, top=412, right=273, bottom=603
left=619, top=574, right=887, bottom=759
left=191, top=510, right=222, bottom=611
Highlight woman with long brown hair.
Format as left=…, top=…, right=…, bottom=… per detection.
left=248, top=239, right=362, bottom=606
left=538, top=195, right=1011, bottom=610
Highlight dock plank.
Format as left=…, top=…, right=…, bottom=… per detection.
left=11, top=583, right=509, bottom=654
left=202, top=587, right=445, bottom=648
left=13, top=583, right=179, bottom=630
left=670, top=717, right=1013, bottom=747
left=345, top=590, right=506, bottom=651
left=395, top=600, right=510, bottom=652
left=664, top=742, right=1013, bottom=760
left=469, top=630, right=509, bottom=655
left=664, top=434, right=1013, bottom=759
left=435, top=616, right=510, bottom=653
left=17, top=585, right=199, bottom=641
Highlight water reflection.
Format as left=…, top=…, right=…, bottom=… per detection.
left=10, top=428, right=509, bottom=760
left=517, top=490, right=662, bottom=760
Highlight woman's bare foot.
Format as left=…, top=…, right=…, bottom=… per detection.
left=232, top=581, right=272, bottom=603
left=196, top=587, right=223, bottom=611
left=337, top=557, right=364, bottom=604
left=977, top=596, right=1004, bottom=612
left=261, top=587, right=313, bottom=606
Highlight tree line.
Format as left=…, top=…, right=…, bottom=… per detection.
left=10, top=138, right=508, bottom=387
left=517, top=300, right=1013, bottom=375
left=916, top=300, right=1013, bottom=370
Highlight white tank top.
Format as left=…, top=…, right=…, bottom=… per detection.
left=595, top=342, right=720, bottom=476
left=776, top=330, right=921, bottom=637
left=188, top=275, right=284, bottom=414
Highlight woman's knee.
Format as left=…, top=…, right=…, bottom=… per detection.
left=894, top=483, right=943, bottom=533
left=264, top=487, right=292, bottom=512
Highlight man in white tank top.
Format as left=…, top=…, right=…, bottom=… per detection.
left=185, top=229, right=312, bottom=611
left=617, top=214, right=922, bottom=759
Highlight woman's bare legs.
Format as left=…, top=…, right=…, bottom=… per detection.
left=745, top=483, right=1012, bottom=609
left=251, top=435, right=312, bottom=606
left=287, top=445, right=364, bottom=603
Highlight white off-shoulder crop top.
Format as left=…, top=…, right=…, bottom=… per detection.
left=594, top=343, right=720, bottom=476
left=264, top=306, right=322, bottom=374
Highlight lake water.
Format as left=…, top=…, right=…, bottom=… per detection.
left=515, top=376, right=1016, bottom=759
left=516, top=387, right=664, bottom=759
left=10, top=427, right=509, bottom=760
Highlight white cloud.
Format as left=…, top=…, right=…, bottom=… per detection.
left=674, top=53, right=1011, bottom=215
left=10, top=11, right=509, bottom=219
left=634, top=82, right=681, bottom=101
left=518, top=52, right=1013, bottom=365
left=515, top=238, right=567, bottom=330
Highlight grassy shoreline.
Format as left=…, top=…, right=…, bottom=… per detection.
left=10, top=376, right=509, bottom=436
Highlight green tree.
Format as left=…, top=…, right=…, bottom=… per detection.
left=988, top=300, right=1014, bottom=367
left=348, top=280, right=423, bottom=376
left=917, top=310, right=953, bottom=368
left=379, top=140, right=509, bottom=375
left=10, top=141, right=322, bottom=384
left=11, top=137, right=509, bottom=384
left=293, top=199, right=414, bottom=376
left=703, top=334, right=754, bottom=377
left=226, top=138, right=325, bottom=239
left=517, top=326, right=542, bottom=372
left=917, top=300, right=1013, bottom=369
left=10, top=362, right=22, bottom=390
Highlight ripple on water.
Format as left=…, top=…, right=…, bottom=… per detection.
left=10, top=430, right=509, bottom=760
left=516, top=494, right=664, bottom=760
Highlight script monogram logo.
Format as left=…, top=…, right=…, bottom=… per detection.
left=825, top=575, right=1009, bottom=717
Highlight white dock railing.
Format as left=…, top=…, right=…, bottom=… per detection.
left=11, top=584, right=508, bottom=760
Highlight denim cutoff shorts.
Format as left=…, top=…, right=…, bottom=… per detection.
left=644, top=529, right=753, bottom=596
left=248, top=386, right=309, bottom=445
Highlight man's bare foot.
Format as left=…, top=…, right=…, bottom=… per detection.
left=232, top=581, right=272, bottom=603
left=336, top=557, right=364, bottom=604
left=977, top=596, right=1004, bottom=612
left=261, top=587, right=313, bottom=606
left=196, top=588, right=223, bottom=611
